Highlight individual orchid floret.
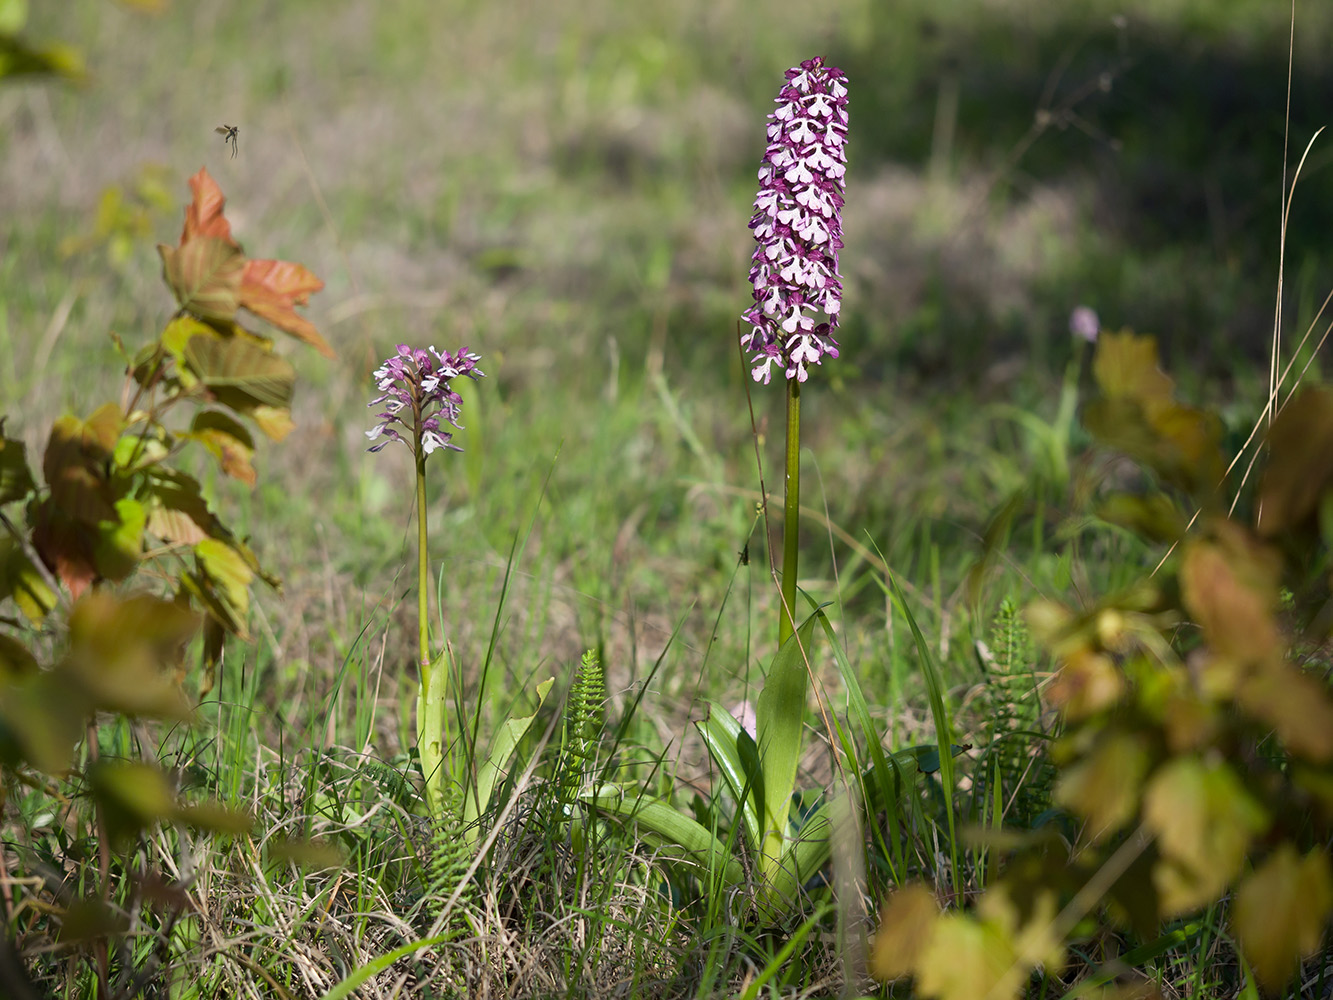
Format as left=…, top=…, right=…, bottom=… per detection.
left=366, top=344, right=484, bottom=456
left=741, top=56, right=848, bottom=384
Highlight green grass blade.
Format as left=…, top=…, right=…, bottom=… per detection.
left=315, top=933, right=455, bottom=1000
left=885, top=570, right=962, bottom=897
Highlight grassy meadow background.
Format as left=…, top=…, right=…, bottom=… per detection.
left=4, top=0, right=1333, bottom=996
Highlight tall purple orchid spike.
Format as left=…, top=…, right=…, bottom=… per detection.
left=366, top=345, right=484, bottom=456
left=742, top=56, right=848, bottom=384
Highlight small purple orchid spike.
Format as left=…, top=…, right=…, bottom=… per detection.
left=366, top=345, right=484, bottom=457
left=742, top=57, right=849, bottom=384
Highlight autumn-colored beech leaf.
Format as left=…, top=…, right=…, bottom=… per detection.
left=185, top=411, right=256, bottom=486
left=64, top=592, right=197, bottom=720
left=1055, top=731, right=1150, bottom=843
left=1257, top=386, right=1333, bottom=536
left=179, top=168, right=236, bottom=245
left=239, top=258, right=335, bottom=358
left=184, top=538, right=254, bottom=638
left=0, top=429, right=36, bottom=504
left=144, top=468, right=222, bottom=547
left=1179, top=526, right=1281, bottom=670
left=249, top=404, right=295, bottom=442
left=30, top=500, right=98, bottom=600
left=158, top=235, right=244, bottom=322
left=1046, top=649, right=1124, bottom=720
left=1233, top=844, right=1333, bottom=993
left=869, top=883, right=939, bottom=981
left=1085, top=332, right=1225, bottom=496
left=1143, top=757, right=1268, bottom=916
left=44, top=404, right=124, bottom=525
left=183, top=332, right=296, bottom=409
left=1237, top=661, right=1333, bottom=762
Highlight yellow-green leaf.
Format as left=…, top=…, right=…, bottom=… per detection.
left=869, top=883, right=939, bottom=982
left=93, top=496, right=145, bottom=581
left=1233, top=844, right=1333, bottom=994
left=918, top=913, right=1024, bottom=1000
left=1055, top=731, right=1150, bottom=844
left=1143, top=757, right=1268, bottom=916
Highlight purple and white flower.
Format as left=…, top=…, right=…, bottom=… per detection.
left=366, top=344, right=484, bottom=457
left=742, top=57, right=848, bottom=384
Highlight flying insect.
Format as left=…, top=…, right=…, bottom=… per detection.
left=215, top=124, right=239, bottom=158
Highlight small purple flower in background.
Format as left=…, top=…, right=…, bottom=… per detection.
left=742, top=56, right=849, bottom=384
left=366, top=344, right=484, bottom=456
left=1069, top=306, right=1100, bottom=343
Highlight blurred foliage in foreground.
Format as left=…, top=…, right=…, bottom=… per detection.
left=873, top=330, right=1333, bottom=997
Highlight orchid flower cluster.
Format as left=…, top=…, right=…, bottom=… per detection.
left=366, top=344, right=484, bottom=456
left=742, top=56, right=849, bottom=384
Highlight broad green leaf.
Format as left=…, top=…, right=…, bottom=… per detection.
left=93, top=496, right=145, bottom=581
left=183, top=331, right=296, bottom=409
left=157, top=235, right=243, bottom=321
left=466, top=676, right=554, bottom=834
left=1143, top=757, right=1268, bottom=916
left=1233, top=843, right=1333, bottom=993
left=754, top=612, right=819, bottom=878
left=695, top=700, right=763, bottom=851
left=416, top=648, right=448, bottom=819
left=585, top=787, right=745, bottom=884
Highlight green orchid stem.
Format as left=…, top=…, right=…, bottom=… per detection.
left=414, top=445, right=447, bottom=820
left=779, top=375, right=801, bottom=649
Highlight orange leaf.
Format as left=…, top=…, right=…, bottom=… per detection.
left=180, top=168, right=236, bottom=246
left=240, top=259, right=335, bottom=358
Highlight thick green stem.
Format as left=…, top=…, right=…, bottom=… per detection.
left=416, top=449, right=430, bottom=693
left=414, top=448, right=447, bottom=819
left=779, top=375, right=801, bottom=648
